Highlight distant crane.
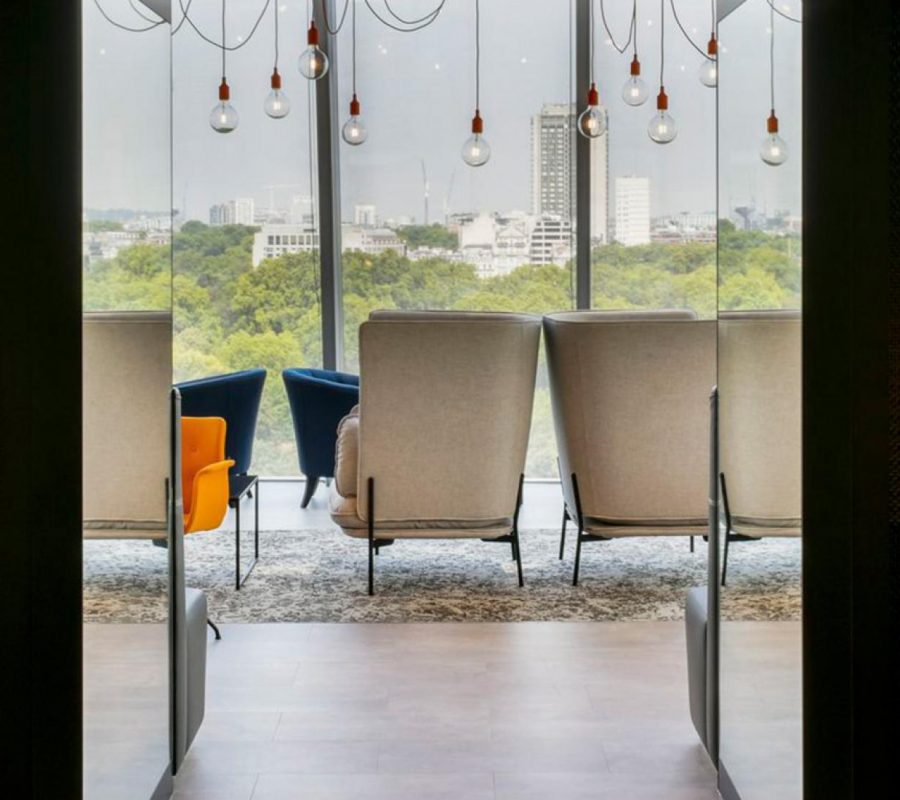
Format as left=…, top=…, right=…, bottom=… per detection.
left=420, top=160, right=430, bottom=226
left=443, top=169, right=456, bottom=224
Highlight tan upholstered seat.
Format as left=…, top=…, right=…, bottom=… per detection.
left=329, top=310, right=541, bottom=593
left=543, top=310, right=717, bottom=583
left=718, top=310, right=802, bottom=540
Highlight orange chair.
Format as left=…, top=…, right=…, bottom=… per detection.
left=182, top=416, right=235, bottom=534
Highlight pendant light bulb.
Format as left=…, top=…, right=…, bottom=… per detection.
left=648, top=87, right=677, bottom=144
left=623, top=56, right=649, bottom=106
left=264, top=69, right=290, bottom=118
left=341, top=94, right=368, bottom=145
left=462, top=111, right=491, bottom=167
left=210, top=79, right=239, bottom=133
left=698, top=34, right=718, bottom=87
left=299, top=21, right=329, bottom=80
left=577, top=83, right=607, bottom=139
left=760, top=111, right=788, bottom=166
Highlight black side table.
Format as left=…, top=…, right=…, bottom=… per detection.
left=229, top=474, right=259, bottom=590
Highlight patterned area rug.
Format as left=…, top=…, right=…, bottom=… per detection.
left=83, top=528, right=801, bottom=623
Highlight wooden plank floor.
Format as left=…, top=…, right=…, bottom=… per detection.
left=174, top=622, right=718, bottom=800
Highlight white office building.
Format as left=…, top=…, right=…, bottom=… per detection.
left=210, top=197, right=256, bottom=226
left=614, top=177, right=651, bottom=246
left=341, top=224, right=406, bottom=256
left=529, top=215, right=574, bottom=265
left=252, top=224, right=319, bottom=267
left=233, top=197, right=255, bottom=226
left=531, top=103, right=608, bottom=243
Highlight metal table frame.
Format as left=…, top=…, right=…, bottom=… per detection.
left=229, top=474, right=259, bottom=590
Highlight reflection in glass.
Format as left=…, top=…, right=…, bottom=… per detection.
left=717, top=1, right=803, bottom=798
left=82, top=3, right=172, bottom=798
left=172, top=2, right=323, bottom=476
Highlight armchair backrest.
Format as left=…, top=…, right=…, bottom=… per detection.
left=175, top=369, right=266, bottom=475
left=357, top=311, right=541, bottom=525
left=282, top=368, right=360, bottom=478
left=82, top=312, right=172, bottom=536
left=544, top=310, right=716, bottom=524
left=181, top=416, right=227, bottom=517
left=718, top=310, right=802, bottom=527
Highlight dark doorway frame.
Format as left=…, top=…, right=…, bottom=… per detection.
left=802, top=1, right=895, bottom=798
left=2, top=1, right=83, bottom=796
left=4, top=1, right=900, bottom=798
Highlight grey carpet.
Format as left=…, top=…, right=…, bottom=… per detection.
left=83, top=528, right=801, bottom=624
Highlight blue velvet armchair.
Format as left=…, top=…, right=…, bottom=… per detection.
left=175, top=369, right=267, bottom=476
left=283, top=368, right=360, bottom=507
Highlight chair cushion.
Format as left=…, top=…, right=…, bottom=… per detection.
left=334, top=406, right=360, bottom=498
left=583, top=518, right=708, bottom=538
left=328, top=484, right=512, bottom=538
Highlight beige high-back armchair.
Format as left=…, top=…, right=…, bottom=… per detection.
left=83, top=311, right=172, bottom=540
left=718, top=309, right=802, bottom=583
left=544, top=310, right=717, bottom=585
left=329, top=310, right=541, bottom=594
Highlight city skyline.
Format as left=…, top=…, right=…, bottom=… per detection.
left=84, top=2, right=801, bottom=225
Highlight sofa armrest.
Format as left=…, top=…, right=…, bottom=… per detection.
left=334, top=406, right=360, bottom=498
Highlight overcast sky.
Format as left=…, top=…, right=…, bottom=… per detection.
left=83, top=0, right=802, bottom=221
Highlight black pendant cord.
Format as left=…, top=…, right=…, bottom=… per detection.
left=128, top=0, right=161, bottom=24
left=765, top=0, right=802, bottom=24
left=365, top=0, right=447, bottom=33
left=669, top=0, right=709, bottom=59
left=221, top=0, right=226, bottom=82
left=93, top=0, right=163, bottom=32
left=321, top=0, right=352, bottom=36
left=659, top=0, right=664, bottom=88
left=178, top=0, right=272, bottom=52
left=589, top=0, right=594, bottom=85
left=273, top=0, right=279, bottom=72
left=383, top=0, right=445, bottom=26
left=352, top=0, right=357, bottom=96
left=769, top=1, right=776, bottom=112
left=632, top=0, right=638, bottom=58
left=172, top=0, right=193, bottom=35
left=599, top=0, right=635, bottom=56
left=475, top=0, right=481, bottom=112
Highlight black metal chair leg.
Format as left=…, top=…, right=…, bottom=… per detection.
left=514, top=530, right=524, bottom=587
left=573, top=529, right=584, bottom=586
left=559, top=508, right=568, bottom=560
left=722, top=532, right=731, bottom=587
left=234, top=501, right=241, bottom=591
left=690, top=535, right=695, bottom=553
left=207, top=619, right=221, bottom=640
left=300, top=476, right=319, bottom=509
left=367, top=477, right=375, bottom=596
left=513, top=474, right=524, bottom=587
left=720, top=472, right=732, bottom=587
left=254, top=479, right=260, bottom=560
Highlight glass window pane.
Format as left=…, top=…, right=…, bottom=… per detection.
left=82, top=5, right=171, bottom=312
left=337, top=0, right=576, bottom=477
left=718, top=2, right=803, bottom=798
left=172, top=2, right=323, bottom=476
left=591, top=0, right=717, bottom=319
